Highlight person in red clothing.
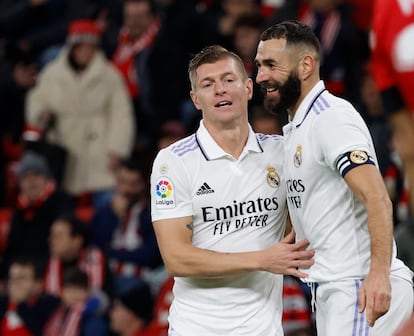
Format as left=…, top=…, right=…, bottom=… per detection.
left=282, top=276, right=313, bottom=335
left=0, top=151, right=73, bottom=282
left=111, top=0, right=160, bottom=146
left=43, top=267, right=109, bottom=336
left=110, top=281, right=158, bottom=336
left=111, top=0, right=160, bottom=100
left=0, top=256, right=59, bottom=336
left=371, top=5, right=414, bottom=329
left=44, top=214, right=113, bottom=303
left=370, top=0, right=414, bottom=216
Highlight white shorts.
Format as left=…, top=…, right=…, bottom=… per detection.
left=314, top=275, right=414, bottom=336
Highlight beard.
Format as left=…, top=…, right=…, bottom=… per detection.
left=262, top=71, right=301, bottom=116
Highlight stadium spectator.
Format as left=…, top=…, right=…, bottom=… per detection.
left=110, top=281, right=158, bottom=336
left=111, top=0, right=160, bottom=148
left=0, top=44, right=38, bottom=206
left=0, top=0, right=106, bottom=67
left=110, top=0, right=203, bottom=150
left=0, top=256, right=60, bottom=336
left=156, top=120, right=187, bottom=150
left=233, top=14, right=265, bottom=111
left=200, top=0, right=262, bottom=51
left=268, top=0, right=366, bottom=106
left=45, top=214, right=113, bottom=303
left=91, top=158, right=162, bottom=296
left=370, top=1, right=414, bottom=330
left=25, top=19, right=134, bottom=209
left=370, top=0, right=414, bottom=222
left=0, top=151, right=73, bottom=281
left=43, top=267, right=109, bottom=335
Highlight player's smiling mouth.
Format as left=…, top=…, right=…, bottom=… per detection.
left=215, top=101, right=232, bottom=107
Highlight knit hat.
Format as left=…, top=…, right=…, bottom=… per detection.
left=17, top=151, right=50, bottom=178
left=67, top=19, right=101, bottom=46
left=118, top=283, right=154, bottom=325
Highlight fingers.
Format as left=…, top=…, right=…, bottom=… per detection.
left=280, top=230, right=311, bottom=252
left=366, top=308, right=375, bottom=327
left=294, top=238, right=311, bottom=251
left=286, top=248, right=315, bottom=278
left=376, top=290, right=391, bottom=313
left=366, top=309, right=389, bottom=327
left=369, top=294, right=390, bottom=326
left=364, top=290, right=375, bottom=324
left=281, top=229, right=295, bottom=243
left=358, top=286, right=366, bottom=313
left=292, top=246, right=314, bottom=259
left=363, top=292, right=390, bottom=327
left=265, top=237, right=314, bottom=276
left=289, top=268, right=310, bottom=279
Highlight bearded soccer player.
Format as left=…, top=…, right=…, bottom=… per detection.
left=255, top=20, right=414, bottom=336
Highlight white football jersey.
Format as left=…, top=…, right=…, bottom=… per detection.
left=151, top=121, right=287, bottom=335
left=283, top=81, right=413, bottom=284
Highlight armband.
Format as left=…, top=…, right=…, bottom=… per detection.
left=336, top=151, right=376, bottom=177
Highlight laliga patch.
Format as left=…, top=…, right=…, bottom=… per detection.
left=266, top=166, right=280, bottom=188
left=350, top=151, right=368, bottom=164
left=155, top=177, right=175, bottom=209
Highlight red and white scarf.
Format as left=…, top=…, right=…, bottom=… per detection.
left=0, top=302, right=34, bottom=336
left=17, top=181, right=56, bottom=220
left=43, top=302, right=84, bottom=336
left=112, top=18, right=161, bottom=98
left=44, top=248, right=105, bottom=296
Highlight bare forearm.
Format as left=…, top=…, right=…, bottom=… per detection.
left=154, top=218, right=313, bottom=279
left=161, top=245, right=262, bottom=278
left=366, top=194, right=393, bottom=272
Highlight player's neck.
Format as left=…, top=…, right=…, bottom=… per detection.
left=205, top=120, right=249, bottom=159
left=289, top=78, right=320, bottom=120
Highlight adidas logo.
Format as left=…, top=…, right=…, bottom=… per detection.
left=196, top=182, right=215, bottom=195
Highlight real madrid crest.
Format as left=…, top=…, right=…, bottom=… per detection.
left=350, top=151, right=368, bottom=164
left=266, top=167, right=280, bottom=188
left=294, top=145, right=302, bottom=168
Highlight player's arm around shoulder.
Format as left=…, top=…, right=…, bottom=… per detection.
left=151, top=143, right=313, bottom=279
left=153, top=215, right=271, bottom=278
left=153, top=217, right=314, bottom=278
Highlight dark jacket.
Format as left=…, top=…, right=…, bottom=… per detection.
left=91, top=203, right=162, bottom=270
left=0, top=188, right=73, bottom=279
left=0, top=294, right=60, bottom=336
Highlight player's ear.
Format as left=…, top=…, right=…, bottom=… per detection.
left=246, top=78, right=253, bottom=100
left=299, top=54, right=315, bottom=81
left=190, top=90, right=201, bottom=110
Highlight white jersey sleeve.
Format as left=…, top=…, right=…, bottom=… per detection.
left=151, top=146, right=194, bottom=221
left=312, top=98, right=378, bottom=172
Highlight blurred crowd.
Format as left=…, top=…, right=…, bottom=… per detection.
left=0, top=0, right=412, bottom=335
